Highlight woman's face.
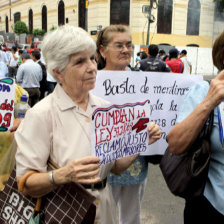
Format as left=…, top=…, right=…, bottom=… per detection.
left=101, top=32, right=132, bottom=70
left=55, top=50, right=97, bottom=96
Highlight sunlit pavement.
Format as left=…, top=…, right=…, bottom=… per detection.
left=141, top=164, right=185, bottom=224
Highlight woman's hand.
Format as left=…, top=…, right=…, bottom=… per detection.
left=17, top=156, right=101, bottom=198
left=148, top=122, right=162, bottom=145
left=204, top=70, right=224, bottom=109
left=55, top=156, right=101, bottom=185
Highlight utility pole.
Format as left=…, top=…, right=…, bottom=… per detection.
left=9, top=0, right=11, bottom=21
left=142, top=0, right=157, bottom=45
left=146, top=6, right=152, bottom=45
left=85, top=0, right=88, bottom=31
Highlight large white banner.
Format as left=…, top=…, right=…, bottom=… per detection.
left=92, top=71, right=203, bottom=155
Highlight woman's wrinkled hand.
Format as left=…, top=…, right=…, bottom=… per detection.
left=205, top=70, right=224, bottom=109
left=148, top=122, right=162, bottom=145
left=63, top=156, right=101, bottom=185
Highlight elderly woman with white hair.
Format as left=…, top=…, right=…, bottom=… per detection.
left=15, top=25, right=162, bottom=224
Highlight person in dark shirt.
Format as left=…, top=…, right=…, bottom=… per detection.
left=158, top=49, right=167, bottom=61
left=31, top=50, right=47, bottom=99
left=140, top=51, right=148, bottom=60
left=139, top=44, right=171, bottom=72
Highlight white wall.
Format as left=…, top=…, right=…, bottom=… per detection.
left=176, top=46, right=218, bottom=76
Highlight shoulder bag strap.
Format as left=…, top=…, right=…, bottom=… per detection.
left=204, top=80, right=214, bottom=139
left=205, top=110, right=214, bottom=139
left=18, top=170, right=42, bottom=213
left=17, top=160, right=59, bottom=213
left=48, top=158, right=59, bottom=170
left=179, top=61, right=182, bottom=73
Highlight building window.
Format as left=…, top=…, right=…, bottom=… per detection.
left=58, top=0, right=65, bottom=26
left=42, top=5, right=47, bottom=32
left=5, top=16, right=9, bottom=33
left=214, top=1, right=224, bottom=21
left=187, top=0, right=201, bottom=35
left=78, top=0, right=86, bottom=30
left=157, top=0, right=173, bottom=34
left=14, top=12, right=21, bottom=24
left=110, top=0, right=130, bottom=25
left=29, top=9, right=33, bottom=33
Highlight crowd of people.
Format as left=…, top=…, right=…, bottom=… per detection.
left=0, top=24, right=224, bottom=224
left=0, top=43, right=57, bottom=107
left=135, top=45, right=192, bottom=74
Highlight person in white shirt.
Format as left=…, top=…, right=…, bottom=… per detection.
left=16, top=53, right=42, bottom=107
left=0, top=45, right=9, bottom=65
left=8, top=46, right=19, bottom=78
left=180, top=49, right=192, bottom=74
left=46, top=70, right=57, bottom=94
left=0, top=61, right=8, bottom=77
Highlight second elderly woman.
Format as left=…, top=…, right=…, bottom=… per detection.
left=15, top=25, right=162, bottom=224
left=96, top=24, right=152, bottom=224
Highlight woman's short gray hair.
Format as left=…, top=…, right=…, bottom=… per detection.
left=41, top=25, right=96, bottom=80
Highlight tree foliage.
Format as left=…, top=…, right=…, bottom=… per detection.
left=33, top=29, right=46, bottom=36
left=14, top=21, right=29, bottom=34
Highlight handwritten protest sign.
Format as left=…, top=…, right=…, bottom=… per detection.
left=0, top=78, right=15, bottom=132
left=91, top=100, right=151, bottom=165
left=91, top=71, right=203, bottom=155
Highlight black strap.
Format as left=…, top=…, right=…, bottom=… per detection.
left=204, top=110, right=214, bottom=139
left=204, top=80, right=214, bottom=139
left=82, top=178, right=107, bottom=190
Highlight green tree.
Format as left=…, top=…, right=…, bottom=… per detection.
left=33, top=29, right=46, bottom=36
left=14, top=21, right=29, bottom=34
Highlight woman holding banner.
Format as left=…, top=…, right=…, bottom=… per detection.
left=96, top=24, right=153, bottom=224
left=14, top=25, right=162, bottom=224
left=167, top=31, right=224, bottom=223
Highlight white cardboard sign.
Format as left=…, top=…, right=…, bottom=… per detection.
left=91, top=71, right=203, bottom=155
left=91, top=101, right=150, bottom=165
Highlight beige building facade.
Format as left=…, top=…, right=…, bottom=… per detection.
left=0, top=0, right=222, bottom=47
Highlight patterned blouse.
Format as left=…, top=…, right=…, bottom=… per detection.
left=108, top=156, right=148, bottom=186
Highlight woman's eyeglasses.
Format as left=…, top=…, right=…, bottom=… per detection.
left=107, top=42, right=133, bottom=51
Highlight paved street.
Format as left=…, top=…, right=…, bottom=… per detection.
left=141, top=163, right=185, bottom=224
